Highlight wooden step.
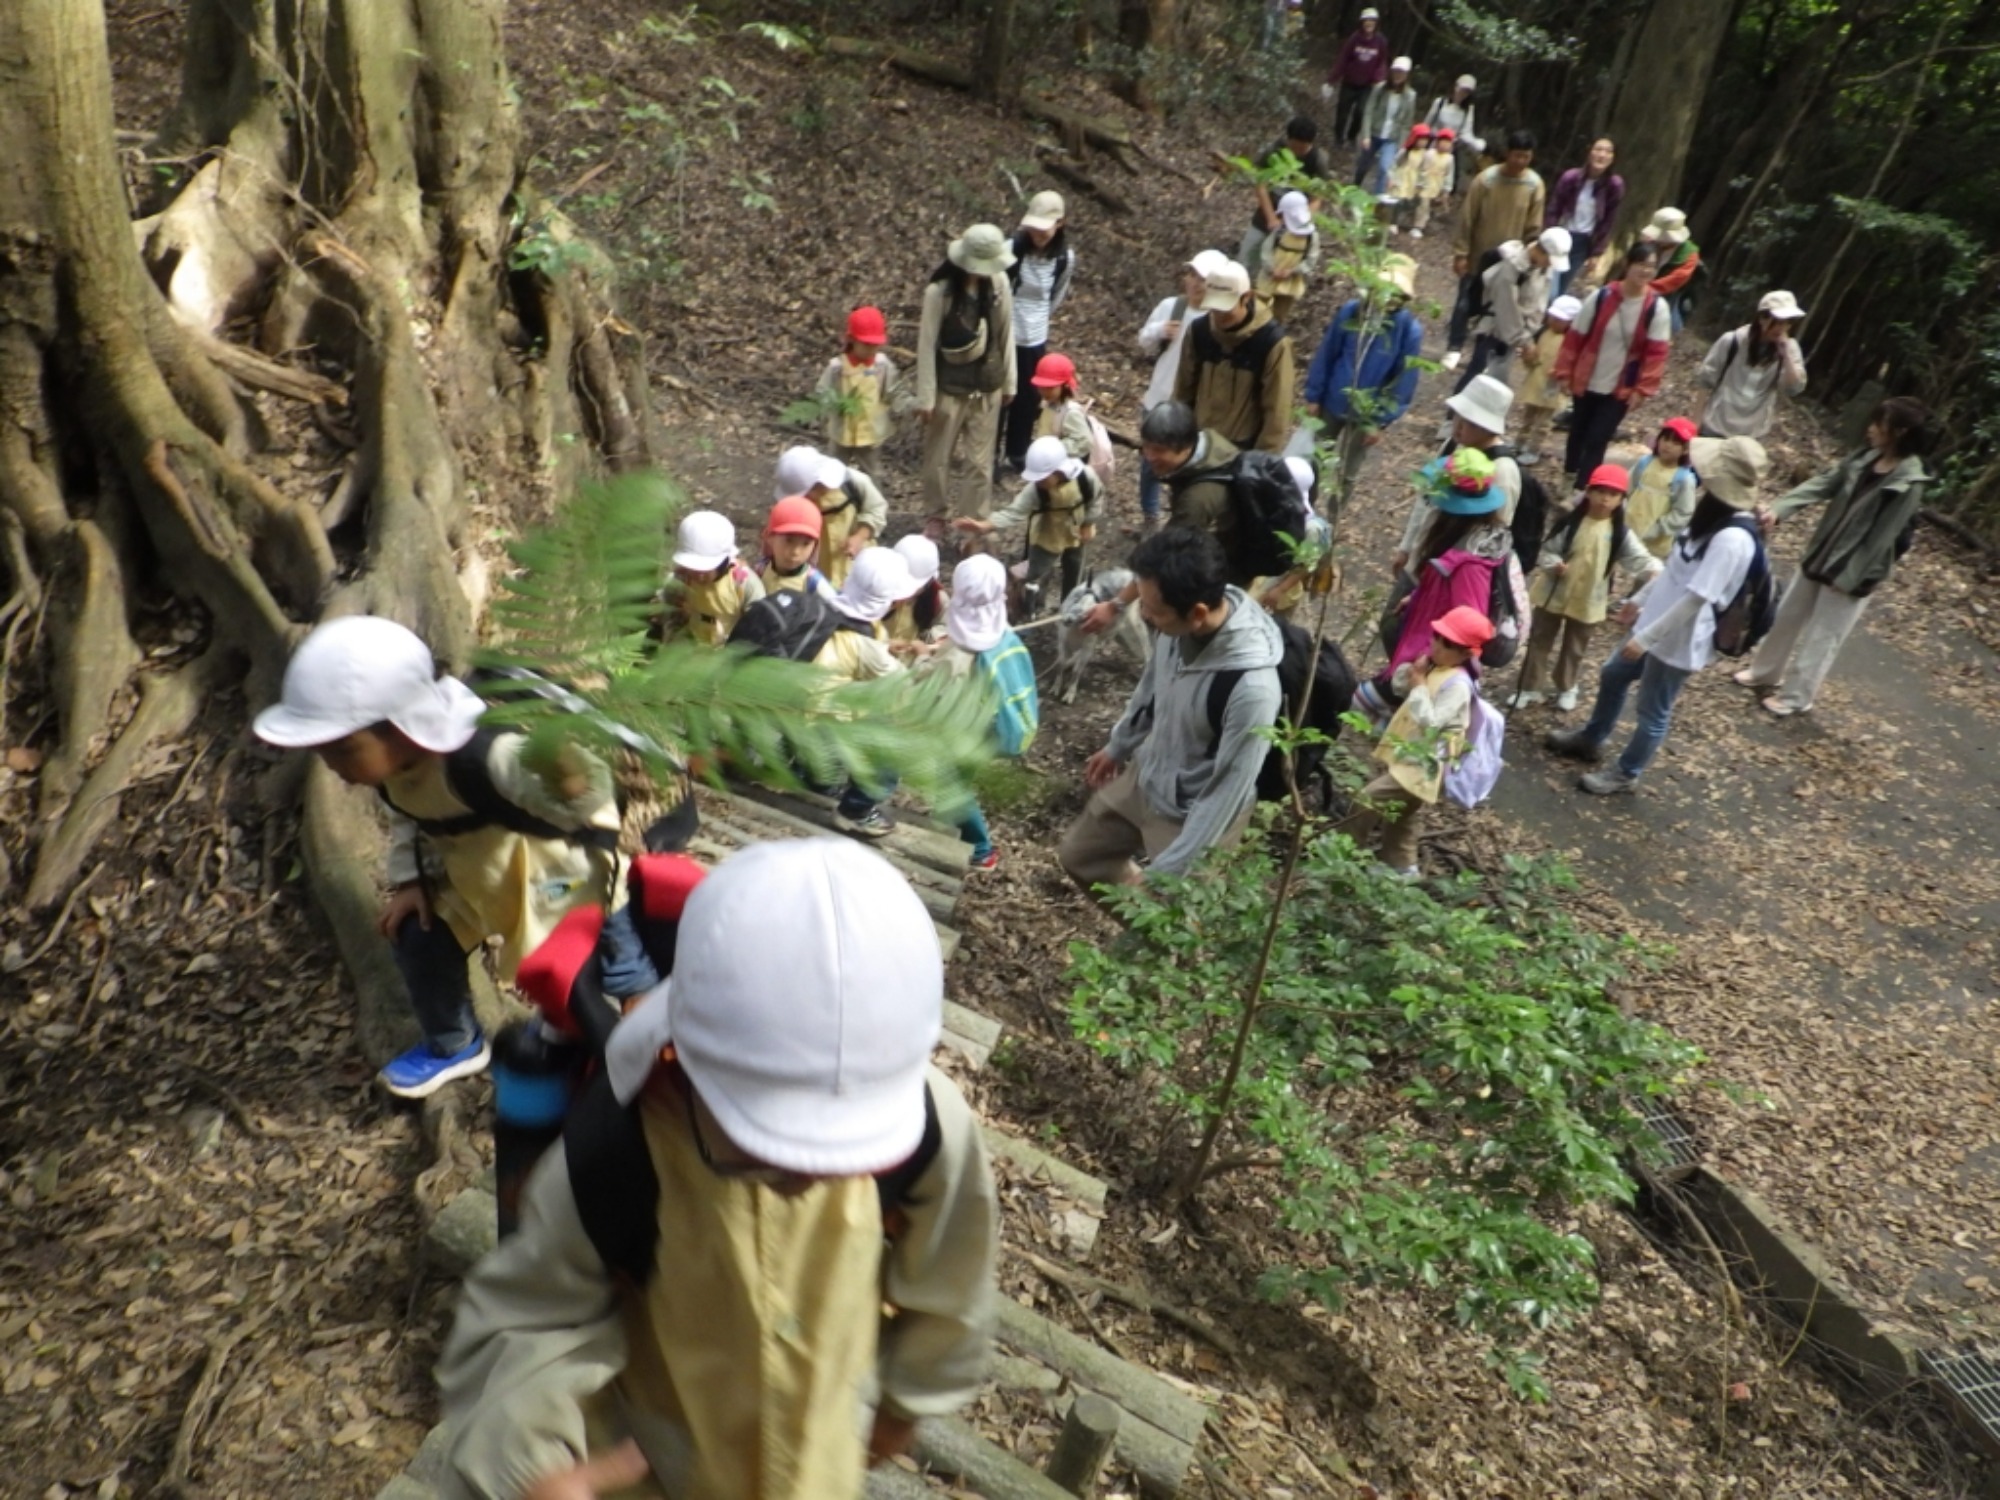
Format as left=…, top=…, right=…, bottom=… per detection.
left=941, top=1000, right=1003, bottom=1069
left=979, top=1122, right=1107, bottom=1257
left=723, top=781, right=973, bottom=877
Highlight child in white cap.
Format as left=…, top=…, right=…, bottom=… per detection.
left=1511, top=292, right=1581, bottom=465
left=916, top=555, right=1039, bottom=869
left=954, top=433, right=1103, bottom=613
left=885, top=534, right=947, bottom=655
left=252, top=617, right=658, bottom=1097
left=774, top=445, right=888, bottom=589
left=1255, top=191, right=1320, bottom=324
left=668, top=510, right=764, bottom=646
left=438, top=837, right=999, bottom=1499
left=827, top=548, right=916, bottom=836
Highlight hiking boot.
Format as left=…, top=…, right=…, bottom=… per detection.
left=1552, top=406, right=1574, bottom=432
left=1544, top=727, right=1605, bottom=762
left=967, top=849, right=1000, bottom=871
left=1555, top=687, right=1581, bottom=712
left=1579, top=767, right=1640, bottom=796
left=836, top=807, right=895, bottom=839
left=378, top=1035, right=490, bottom=1100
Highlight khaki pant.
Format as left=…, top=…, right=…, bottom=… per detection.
left=1519, top=610, right=1597, bottom=694
left=1741, top=573, right=1869, bottom=711
left=1514, top=401, right=1558, bottom=458
left=1334, top=772, right=1425, bottom=872
left=1059, top=763, right=1187, bottom=891
left=920, top=390, right=1004, bottom=521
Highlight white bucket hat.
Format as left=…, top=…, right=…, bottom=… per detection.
left=253, top=616, right=483, bottom=753
left=1020, top=190, right=1066, bottom=233
left=1197, top=260, right=1251, bottom=313
left=948, top=223, right=1016, bottom=277
left=1758, top=289, right=1807, bottom=321
left=1444, top=373, right=1514, bottom=436
left=835, top=547, right=916, bottom=622
left=893, top=533, right=941, bottom=586
left=948, top=554, right=1010, bottom=653
left=1278, top=191, right=1314, bottom=236
left=674, top=510, right=737, bottom=572
left=775, top=444, right=825, bottom=501
left=1021, top=434, right=1084, bottom=486
left=1537, top=226, right=1573, bottom=273
left=604, top=839, right=942, bottom=1174
left=1640, top=207, right=1690, bottom=246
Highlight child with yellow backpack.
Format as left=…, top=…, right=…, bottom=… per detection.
left=814, top=306, right=903, bottom=468
left=1255, top=191, right=1320, bottom=324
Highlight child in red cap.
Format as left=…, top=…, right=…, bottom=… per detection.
left=815, top=306, right=902, bottom=468
left=1338, top=604, right=1492, bottom=876
left=1515, top=463, right=1662, bottom=711
left=1029, top=352, right=1092, bottom=465
left=1623, top=416, right=1699, bottom=558
left=758, top=495, right=836, bottom=601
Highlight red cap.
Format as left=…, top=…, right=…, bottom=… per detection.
left=1586, top=463, right=1632, bottom=495
left=846, top=306, right=888, bottom=345
left=1434, top=127, right=1456, bottom=142
left=767, top=495, right=823, bottom=539
left=1408, top=124, right=1432, bottom=139
left=516, top=904, right=605, bottom=1035
left=1658, top=416, right=1698, bottom=445
left=1030, top=352, right=1077, bottom=391
left=1432, top=605, right=1495, bottom=650
left=629, top=852, right=708, bottom=923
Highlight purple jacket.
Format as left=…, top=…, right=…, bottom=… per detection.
left=1547, top=169, right=1625, bottom=258
left=1331, top=29, right=1390, bottom=88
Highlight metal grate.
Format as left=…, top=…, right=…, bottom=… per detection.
left=1634, top=1094, right=1702, bottom=1174
left=1922, top=1347, right=2000, bottom=1447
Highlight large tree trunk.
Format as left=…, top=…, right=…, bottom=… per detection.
left=0, top=0, right=655, bottom=1059
left=1600, top=0, right=1739, bottom=241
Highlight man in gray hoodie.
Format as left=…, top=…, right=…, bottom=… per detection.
left=1060, top=527, right=1284, bottom=890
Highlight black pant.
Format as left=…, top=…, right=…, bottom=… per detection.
left=1003, top=342, right=1045, bottom=467
left=1563, top=391, right=1629, bottom=489
left=1451, top=334, right=1510, bottom=395
left=1336, top=86, right=1370, bottom=145
left=1447, top=271, right=1482, bottom=352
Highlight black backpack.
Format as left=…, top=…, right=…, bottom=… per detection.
left=1206, top=620, right=1356, bottom=804
left=1708, top=516, right=1778, bottom=657
left=1468, top=245, right=1509, bottom=319
left=1007, top=233, right=1072, bottom=293
left=1188, top=314, right=1284, bottom=377
left=1211, top=450, right=1310, bottom=581
left=727, top=588, right=863, bottom=663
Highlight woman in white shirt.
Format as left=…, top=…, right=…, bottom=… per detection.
left=1002, top=191, right=1078, bottom=472
left=1544, top=436, right=1769, bottom=794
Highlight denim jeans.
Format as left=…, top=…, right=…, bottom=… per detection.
left=955, top=805, right=994, bottom=860
left=1137, top=452, right=1163, bottom=519
left=1578, top=646, right=1694, bottom=779
left=1353, top=139, right=1399, bottom=195
left=837, top=773, right=898, bottom=821
left=597, top=901, right=662, bottom=1000
left=391, top=912, right=478, bottom=1055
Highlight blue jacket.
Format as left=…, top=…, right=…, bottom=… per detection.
left=1302, top=301, right=1424, bottom=427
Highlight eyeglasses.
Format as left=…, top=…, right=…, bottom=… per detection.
left=685, top=1089, right=806, bottom=1189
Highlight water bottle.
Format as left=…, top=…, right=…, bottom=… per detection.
left=492, top=1019, right=578, bottom=1237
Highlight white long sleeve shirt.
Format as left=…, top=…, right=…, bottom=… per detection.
left=1138, top=294, right=1193, bottom=411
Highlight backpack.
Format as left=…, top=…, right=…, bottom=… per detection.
left=1481, top=550, right=1529, bottom=669
left=1187, top=314, right=1285, bottom=378
left=1442, top=685, right=1505, bottom=808
left=1213, top=450, right=1310, bottom=580
left=1486, top=443, right=1550, bottom=564
left=1007, top=235, right=1072, bottom=297
left=727, top=588, right=861, bottom=663
left=1080, top=403, right=1117, bottom=481
left=1206, top=621, right=1357, bottom=804
left=979, top=634, right=1040, bottom=756
left=1708, top=515, right=1778, bottom=657
left=1468, top=245, right=1509, bottom=319
left=937, top=281, right=993, bottom=363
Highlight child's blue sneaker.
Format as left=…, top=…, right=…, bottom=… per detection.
left=378, top=1035, right=491, bottom=1099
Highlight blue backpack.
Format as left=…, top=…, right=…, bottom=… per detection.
left=1709, top=515, right=1778, bottom=658
left=979, top=632, right=1040, bottom=756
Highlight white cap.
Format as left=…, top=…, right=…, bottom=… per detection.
left=1283, top=456, right=1316, bottom=512
left=1537, top=226, right=1573, bottom=273
left=1197, top=260, right=1252, bottom=312
left=1022, top=434, right=1084, bottom=485
left=1456, top=73, right=1477, bottom=90
left=834, top=546, right=916, bottom=622
left=1020, top=189, right=1066, bottom=233
left=1444, top=373, right=1514, bottom=436
left=947, top=554, right=1010, bottom=653
left=674, top=509, right=737, bottom=572
left=1186, top=248, right=1229, bottom=279
left=1758, top=289, right=1807, bottom=321
left=1360, top=7, right=1379, bottom=17
left=253, top=616, right=484, bottom=753
left=1390, top=55, right=1412, bottom=72
left=604, top=839, right=942, bottom=1174
left=775, top=444, right=824, bottom=500
left=1548, top=294, right=1584, bottom=323
left=1278, top=191, right=1314, bottom=236
left=893, top=533, right=941, bottom=586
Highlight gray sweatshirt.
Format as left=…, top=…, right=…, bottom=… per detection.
left=1104, top=588, right=1284, bottom=877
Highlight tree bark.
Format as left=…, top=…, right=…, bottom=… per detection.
left=977, top=0, right=1020, bottom=102
left=1601, top=0, right=1740, bottom=239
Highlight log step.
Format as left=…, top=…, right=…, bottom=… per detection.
left=942, top=1000, right=1003, bottom=1069
left=721, top=781, right=973, bottom=877
left=980, top=1123, right=1107, bottom=1257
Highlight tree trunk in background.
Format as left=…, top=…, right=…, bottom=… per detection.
left=977, top=0, right=1020, bottom=101
left=1601, top=0, right=1738, bottom=235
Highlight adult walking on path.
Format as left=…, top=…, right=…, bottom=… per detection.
left=1735, top=397, right=1934, bottom=717
left=916, top=224, right=1017, bottom=528
left=1638, top=208, right=1701, bottom=331
left=1172, top=259, right=1297, bottom=457
left=1546, top=138, right=1624, bottom=297
left=1352, top=57, right=1417, bottom=196
left=1137, top=251, right=1228, bottom=525
left=1455, top=227, right=1569, bottom=394
left=1236, top=117, right=1331, bottom=276
left=1422, top=76, right=1484, bottom=200
left=1060, top=526, right=1283, bottom=890
left=1446, top=132, right=1545, bottom=368
left=1694, top=290, right=1809, bottom=439
left=1001, top=191, right=1077, bottom=473
left=1545, top=436, right=1769, bottom=795
left=1326, top=9, right=1390, bottom=146
left=1551, top=241, right=1672, bottom=492
left=1302, top=253, right=1424, bottom=492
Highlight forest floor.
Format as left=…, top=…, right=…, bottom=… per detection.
left=1, top=3, right=1995, bottom=1498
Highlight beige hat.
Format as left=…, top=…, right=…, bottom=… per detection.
left=1757, top=289, right=1807, bottom=321
left=948, top=223, right=1016, bottom=277
left=1455, top=73, right=1477, bottom=91
left=1445, top=373, right=1513, bottom=437
left=1689, top=435, right=1768, bottom=509
left=1197, top=260, right=1252, bottom=312
left=1187, top=248, right=1229, bottom=278
left=1640, top=207, right=1690, bottom=246
left=1379, top=252, right=1418, bottom=300
left=1020, top=190, right=1066, bottom=233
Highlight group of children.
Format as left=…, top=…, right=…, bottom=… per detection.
left=1384, top=122, right=1458, bottom=236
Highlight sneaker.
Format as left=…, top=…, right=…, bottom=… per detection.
left=836, top=808, right=895, bottom=839
left=1732, top=667, right=1771, bottom=688
left=1441, top=350, right=1463, bottom=372
left=1408, top=228, right=1424, bottom=240
left=1761, top=696, right=1806, bottom=718
left=378, top=1036, right=490, bottom=1100
left=1552, top=407, right=1574, bottom=432
left=968, top=849, right=1000, bottom=871
left=1509, top=689, right=1546, bottom=709
left=1579, top=767, right=1640, bottom=796
left=1544, top=727, right=1605, bottom=762
left=1555, top=687, right=1581, bottom=712
left=1516, top=448, right=1543, bottom=466
left=1382, top=863, right=1421, bottom=881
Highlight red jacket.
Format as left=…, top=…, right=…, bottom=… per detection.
left=1651, top=243, right=1701, bottom=296
left=1553, top=285, right=1670, bottom=404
